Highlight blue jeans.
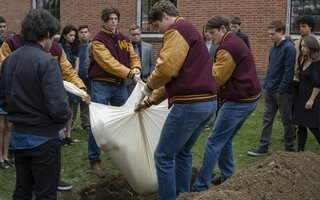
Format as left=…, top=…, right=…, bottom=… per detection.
left=155, top=100, right=217, bottom=200
left=192, top=100, right=259, bottom=191
left=88, top=81, right=128, bottom=163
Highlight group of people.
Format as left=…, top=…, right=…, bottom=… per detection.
left=0, top=0, right=319, bottom=199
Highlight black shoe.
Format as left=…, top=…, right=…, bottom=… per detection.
left=58, top=180, right=72, bottom=191
left=67, top=137, right=74, bottom=145
left=62, top=138, right=68, bottom=146
left=211, top=176, right=228, bottom=186
left=247, top=148, right=268, bottom=156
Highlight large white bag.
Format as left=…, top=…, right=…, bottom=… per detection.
left=63, top=81, right=170, bottom=194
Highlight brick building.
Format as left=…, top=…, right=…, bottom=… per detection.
left=0, top=0, right=319, bottom=74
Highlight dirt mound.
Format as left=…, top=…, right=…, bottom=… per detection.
left=80, top=174, right=158, bottom=200
left=80, top=151, right=320, bottom=200
left=178, top=151, right=320, bottom=200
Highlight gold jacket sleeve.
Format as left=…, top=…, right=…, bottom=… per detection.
left=152, top=87, right=168, bottom=105
left=92, top=41, right=141, bottom=79
left=0, top=42, right=12, bottom=68
left=147, top=29, right=189, bottom=90
left=60, top=49, right=86, bottom=90
left=212, top=49, right=236, bottom=86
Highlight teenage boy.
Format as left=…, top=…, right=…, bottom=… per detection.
left=73, top=25, right=91, bottom=130
left=230, top=16, right=251, bottom=49
left=192, top=15, right=261, bottom=191
left=134, top=1, right=220, bottom=199
left=248, top=21, right=296, bottom=156
left=0, top=10, right=70, bottom=199
left=87, top=6, right=141, bottom=178
left=0, top=16, right=6, bottom=36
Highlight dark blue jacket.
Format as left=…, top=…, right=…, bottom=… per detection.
left=0, top=43, right=71, bottom=138
left=78, top=42, right=90, bottom=86
left=263, top=37, right=296, bottom=94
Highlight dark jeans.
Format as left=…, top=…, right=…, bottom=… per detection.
left=88, top=81, right=127, bottom=163
left=12, top=139, right=61, bottom=200
left=258, top=90, right=295, bottom=151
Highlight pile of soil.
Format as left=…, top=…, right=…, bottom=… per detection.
left=178, top=151, right=320, bottom=200
left=79, top=151, right=320, bottom=200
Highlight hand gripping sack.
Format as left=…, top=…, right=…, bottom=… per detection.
left=63, top=81, right=170, bottom=194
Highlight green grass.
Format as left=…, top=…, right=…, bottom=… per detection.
left=0, top=98, right=319, bottom=199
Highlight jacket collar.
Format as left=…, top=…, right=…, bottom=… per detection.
left=221, top=31, right=231, bottom=44
left=100, top=26, right=119, bottom=35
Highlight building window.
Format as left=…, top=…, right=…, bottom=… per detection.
left=32, top=0, right=60, bottom=21
left=290, top=0, right=320, bottom=35
left=140, top=0, right=177, bottom=33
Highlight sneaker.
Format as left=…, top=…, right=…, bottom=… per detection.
left=90, top=161, right=106, bottom=178
left=248, top=148, right=268, bottom=156
left=62, top=138, right=68, bottom=146
left=204, top=124, right=210, bottom=131
left=58, top=180, right=72, bottom=191
left=67, top=137, right=74, bottom=145
left=211, top=176, right=228, bottom=186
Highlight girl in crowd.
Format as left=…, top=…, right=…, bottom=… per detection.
left=0, top=30, right=15, bottom=169
left=293, top=36, right=320, bottom=151
left=58, top=25, right=80, bottom=146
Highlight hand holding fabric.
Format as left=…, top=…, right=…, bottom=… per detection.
left=82, top=94, right=91, bottom=105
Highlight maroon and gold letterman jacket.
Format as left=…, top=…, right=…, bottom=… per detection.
left=0, top=34, right=86, bottom=90
left=213, top=31, right=261, bottom=104
left=145, top=17, right=220, bottom=108
left=88, top=27, right=141, bottom=85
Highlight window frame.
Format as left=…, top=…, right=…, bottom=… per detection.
left=137, top=0, right=164, bottom=41
left=286, top=0, right=320, bottom=40
left=32, top=0, right=60, bottom=21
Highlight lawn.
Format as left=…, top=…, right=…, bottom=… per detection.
left=0, top=98, right=319, bottom=199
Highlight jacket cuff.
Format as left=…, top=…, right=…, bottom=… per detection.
left=127, top=71, right=134, bottom=79
left=144, top=98, right=153, bottom=108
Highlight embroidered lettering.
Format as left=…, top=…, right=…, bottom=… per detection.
left=118, top=40, right=131, bottom=52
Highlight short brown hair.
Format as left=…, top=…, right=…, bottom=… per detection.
left=206, top=15, right=230, bottom=31
left=101, top=7, right=120, bottom=22
left=148, top=0, right=179, bottom=24
left=268, top=21, right=285, bottom=33
left=129, top=25, right=141, bottom=33
left=230, top=16, right=241, bottom=25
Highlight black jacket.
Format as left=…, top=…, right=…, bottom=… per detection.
left=0, top=43, right=71, bottom=138
left=236, top=31, right=251, bottom=50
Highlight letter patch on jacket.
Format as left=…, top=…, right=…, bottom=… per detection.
left=118, top=40, right=131, bottom=52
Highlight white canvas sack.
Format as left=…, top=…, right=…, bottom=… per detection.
left=63, top=81, right=170, bottom=194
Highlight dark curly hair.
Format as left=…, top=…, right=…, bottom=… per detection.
left=296, top=16, right=315, bottom=32
left=21, top=9, right=60, bottom=43
left=58, top=24, right=80, bottom=54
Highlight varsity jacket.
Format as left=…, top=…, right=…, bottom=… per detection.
left=145, top=17, right=220, bottom=107
left=0, top=43, right=71, bottom=138
left=213, top=31, right=261, bottom=102
left=0, top=34, right=86, bottom=90
left=88, top=27, right=141, bottom=85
